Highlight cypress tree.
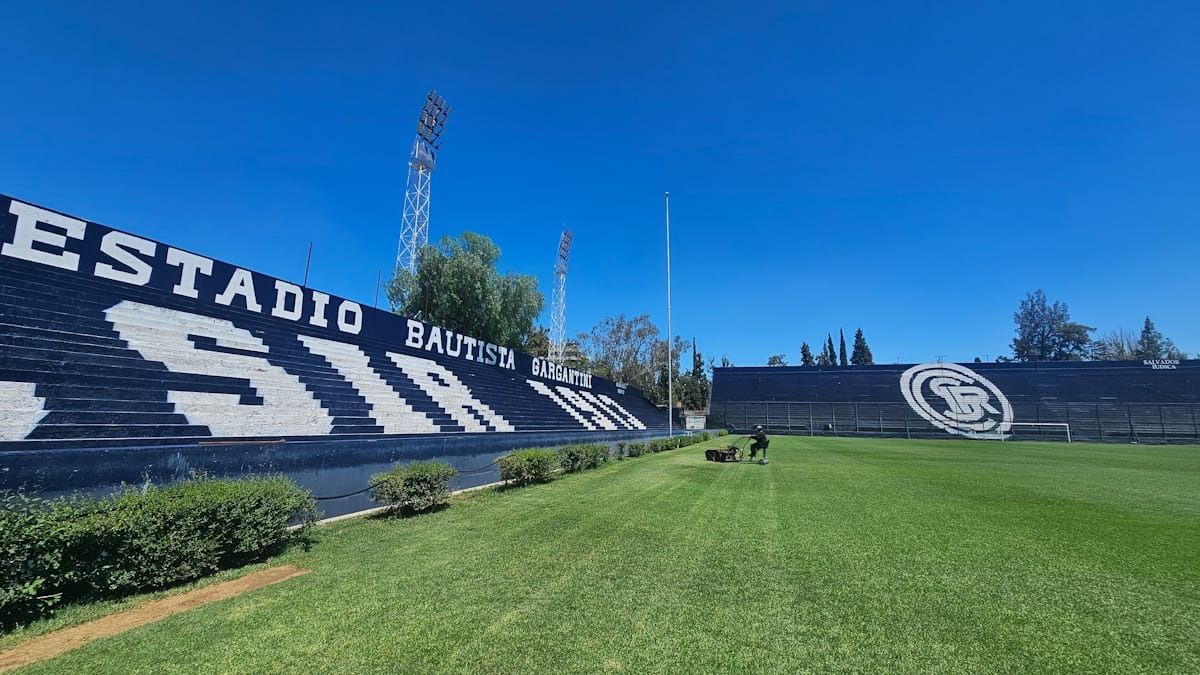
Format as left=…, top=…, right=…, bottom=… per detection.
left=823, top=334, right=837, bottom=366
left=838, top=329, right=848, bottom=366
left=850, top=328, right=874, bottom=365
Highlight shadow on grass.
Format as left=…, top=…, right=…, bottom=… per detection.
left=366, top=502, right=452, bottom=520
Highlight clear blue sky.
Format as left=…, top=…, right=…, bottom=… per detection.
left=2, top=1, right=1197, bottom=365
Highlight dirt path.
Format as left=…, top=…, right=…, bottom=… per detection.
left=0, top=565, right=309, bottom=672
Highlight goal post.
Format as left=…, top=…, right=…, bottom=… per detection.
left=1002, top=422, right=1072, bottom=443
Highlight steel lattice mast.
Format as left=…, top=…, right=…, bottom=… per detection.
left=549, top=229, right=574, bottom=363
left=396, top=89, right=451, bottom=274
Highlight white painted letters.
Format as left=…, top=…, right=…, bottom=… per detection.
left=165, top=248, right=214, bottom=299
left=95, top=231, right=156, bottom=286
left=271, top=280, right=304, bottom=321
left=2, top=200, right=86, bottom=271
left=215, top=268, right=263, bottom=312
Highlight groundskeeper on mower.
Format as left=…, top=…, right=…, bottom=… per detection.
left=703, top=435, right=769, bottom=465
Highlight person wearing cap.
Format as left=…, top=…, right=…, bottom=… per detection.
left=747, top=425, right=769, bottom=459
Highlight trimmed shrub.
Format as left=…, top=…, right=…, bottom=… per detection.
left=1, top=476, right=315, bottom=631
left=371, top=461, right=458, bottom=514
left=717, top=429, right=729, bottom=437
left=698, top=432, right=710, bottom=442
left=0, top=492, right=65, bottom=630
left=499, top=449, right=557, bottom=485
left=557, top=444, right=609, bottom=472
left=626, top=443, right=646, bottom=458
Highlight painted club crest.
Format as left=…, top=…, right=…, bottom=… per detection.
left=900, top=363, right=1013, bottom=437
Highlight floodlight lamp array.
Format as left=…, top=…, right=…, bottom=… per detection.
left=417, top=89, right=451, bottom=149
left=555, top=230, right=574, bottom=275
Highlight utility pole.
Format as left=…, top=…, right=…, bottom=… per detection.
left=665, top=192, right=673, bottom=437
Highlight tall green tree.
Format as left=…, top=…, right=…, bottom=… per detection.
left=824, top=334, right=837, bottom=366
left=1135, top=316, right=1163, bottom=358
left=1010, top=290, right=1094, bottom=361
left=678, top=337, right=710, bottom=409
left=766, top=354, right=787, bottom=367
left=1134, top=316, right=1186, bottom=359
left=850, top=328, right=874, bottom=365
left=838, top=329, right=848, bottom=366
left=800, top=342, right=815, bottom=367
left=578, top=314, right=659, bottom=392
left=388, top=232, right=543, bottom=349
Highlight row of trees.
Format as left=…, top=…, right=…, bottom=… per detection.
left=386, top=232, right=711, bottom=409
left=757, top=292, right=1188, bottom=366
left=571, top=314, right=710, bottom=410
left=767, top=328, right=875, bottom=367
left=1009, top=290, right=1186, bottom=362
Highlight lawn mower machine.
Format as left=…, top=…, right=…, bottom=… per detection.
left=703, top=436, right=769, bottom=464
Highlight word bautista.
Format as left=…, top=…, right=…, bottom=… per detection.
left=404, top=319, right=517, bottom=370
left=1, top=200, right=365, bottom=335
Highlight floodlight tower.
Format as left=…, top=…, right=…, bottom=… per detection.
left=396, top=89, right=451, bottom=273
left=549, top=229, right=574, bottom=363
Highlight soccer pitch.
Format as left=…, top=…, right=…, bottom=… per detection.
left=8, top=436, right=1200, bottom=673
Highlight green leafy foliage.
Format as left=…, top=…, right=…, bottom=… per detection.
left=1011, top=289, right=1094, bottom=361
left=498, top=449, right=558, bottom=485
left=0, top=493, right=65, bottom=630
left=371, top=461, right=459, bottom=514
left=850, top=328, right=874, bottom=365
left=1, top=477, right=315, bottom=631
left=387, top=232, right=544, bottom=349
left=556, top=444, right=609, bottom=472
left=800, top=342, right=815, bottom=367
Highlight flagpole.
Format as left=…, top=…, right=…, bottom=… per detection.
left=665, top=191, right=673, bottom=438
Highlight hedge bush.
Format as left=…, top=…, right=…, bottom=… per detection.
left=556, top=444, right=609, bottom=472
left=1, top=476, right=315, bottom=631
left=0, top=492, right=65, bottom=630
left=499, top=449, right=558, bottom=485
left=626, top=443, right=646, bottom=457
left=370, top=461, right=458, bottom=514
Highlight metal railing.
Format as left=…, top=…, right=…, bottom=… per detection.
left=708, top=401, right=1200, bottom=444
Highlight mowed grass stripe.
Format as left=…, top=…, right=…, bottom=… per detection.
left=12, top=436, right=1200, bottom=674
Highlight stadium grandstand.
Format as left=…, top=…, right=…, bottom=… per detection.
left=0, top=194, right=666, bottom=516
left=711, top=360, right=1200, bottom=444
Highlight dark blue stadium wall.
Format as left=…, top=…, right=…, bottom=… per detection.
left=711, top=360, right=1200, bottom=443
left=0, top=194, right=669, bottom=515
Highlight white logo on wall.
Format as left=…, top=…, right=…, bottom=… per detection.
left=900, top=363, right=1013, bottom=437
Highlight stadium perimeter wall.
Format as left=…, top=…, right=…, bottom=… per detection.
left=711, top=360, right=1200, bottom=444
left=0, top=194, right=668, bottom=516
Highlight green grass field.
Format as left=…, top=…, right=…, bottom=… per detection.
left=8, top=436, right=1200, bottom=673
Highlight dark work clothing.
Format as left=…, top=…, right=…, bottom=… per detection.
left=749, top=430, right=769, bottom=457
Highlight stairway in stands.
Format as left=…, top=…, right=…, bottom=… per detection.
left=0, top=257, right=666, bottom=447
